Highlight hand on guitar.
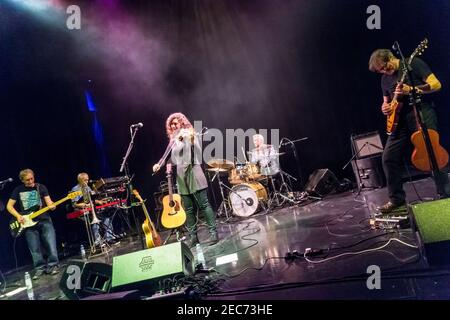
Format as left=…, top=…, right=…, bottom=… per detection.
left=153, top=163, right=161, bottom=173
left=381, top=101, right=393, bottom=116
left=17, top=215, right=25, bottom=224
left=394, top=82, right=412, bottom=96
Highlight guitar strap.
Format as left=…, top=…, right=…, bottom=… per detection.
left=35, top=183, right=43, bottom=209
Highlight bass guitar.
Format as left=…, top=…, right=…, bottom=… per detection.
left=9, top=191, right=81, bottom=238
left=161, top=164, right=186, bottom=229
left=132, top=189, right=162, bottom=248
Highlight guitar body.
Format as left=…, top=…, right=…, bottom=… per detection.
left=9, top=211, right=38, bottom=238
left=141, top=219, right=162, bottom=248
left=161, top=193, right=186, bottom=229
left=132, top=189, right=162, bottom=249
left=386, top=100, right=402, bottom=135
left=411, top=129, right=449, bottom=171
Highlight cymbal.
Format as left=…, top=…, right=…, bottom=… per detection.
left=206, top=168, right=228, bottom=173
left=207, top=158, right=234, bottom=170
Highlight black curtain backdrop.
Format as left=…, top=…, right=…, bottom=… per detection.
left=0, top=0, right=449, bottom=271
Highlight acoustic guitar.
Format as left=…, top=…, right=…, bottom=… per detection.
left=9, top=191, right=81, bottom=238
left=386, top=39, right=428, bottom=135
left=411, top=129, right=449, bottom=171
left=161, top=164, right=186, bottom=229
left=132, top=189, right=162, bottom=248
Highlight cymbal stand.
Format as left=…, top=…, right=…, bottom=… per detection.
left=267, top=169, right=297, bottom=209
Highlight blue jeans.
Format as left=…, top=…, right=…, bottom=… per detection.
left=24, top=218, right=59, bottom=270
left=92, top=217, right=114, bottom=243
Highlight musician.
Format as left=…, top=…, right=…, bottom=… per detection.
left=6, top=169, right=59, bottom=279
left=153, top=112, right=218, bottom=247
left=369, top=49, right=450, bottom=213
left=249, top=134, right=279, bottom=176
left=71, top=173, right=116, bottom=246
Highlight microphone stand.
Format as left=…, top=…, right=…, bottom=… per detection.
left=394, top=41, right=448, bottom=199
left=280, top=137, right=308, bottom=190
left=119, top=126, right=142, bottom=242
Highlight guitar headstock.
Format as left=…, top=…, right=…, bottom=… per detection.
left=412, top=38, right=428, bottom=59
left=68, top=191, right=82, bottom=200
left=132, top=189, right=144, bottom=203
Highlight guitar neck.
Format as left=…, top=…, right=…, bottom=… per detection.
left=167, top=172, right=174, bottom=201
left=141, top=201, right=151, bottom=221
left=29, top=196, right=69, bottom=219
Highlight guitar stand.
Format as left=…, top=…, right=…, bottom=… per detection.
left=163, top=228, right=185, bottom=245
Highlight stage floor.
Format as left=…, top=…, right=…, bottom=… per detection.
left=2, top=176, right=450, bottom=300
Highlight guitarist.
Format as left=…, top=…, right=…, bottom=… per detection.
left=369, top=48, right=450, bottom=213
left=153, top=112, right=218, bottom=247
left=6, top=169, right=60, bottom=279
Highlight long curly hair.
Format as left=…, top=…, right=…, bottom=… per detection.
left=165, top=112, right=193, bottom=139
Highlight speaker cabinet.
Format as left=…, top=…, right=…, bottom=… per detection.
left=351, top=155, right=386, bottom=189
left=305, top=169, right=339, bottom=197
left=409, top=198, right=450, bottom=266
left=59, top=260, right=112, bottom=300
left=111, top=241, right=194, bottom=292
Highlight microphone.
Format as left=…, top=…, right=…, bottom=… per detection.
left=392, top=41, right=399, bottom=51
left=0, top=178, right=13, bottom=184
left=130, top=122, right=143, bottom=129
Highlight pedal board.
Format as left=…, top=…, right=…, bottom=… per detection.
left=370, top=213, right=410, bottom=230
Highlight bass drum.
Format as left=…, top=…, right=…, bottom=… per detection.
left=229, top=182, right=268, bottom=217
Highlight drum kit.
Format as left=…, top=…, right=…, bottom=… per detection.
left=206, top=154, right=297, bottom=218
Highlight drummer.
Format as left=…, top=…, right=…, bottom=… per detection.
left=249, top=134, right=280, bottom=176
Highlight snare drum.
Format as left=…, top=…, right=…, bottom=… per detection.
left=229, top=182, right=268, bottom=217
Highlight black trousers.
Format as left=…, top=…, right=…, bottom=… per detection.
left=382, top=103, right=450, bottom=204
left=181, top=188, right=217, bottom=236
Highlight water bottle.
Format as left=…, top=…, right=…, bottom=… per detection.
left=24, top=272, right=34, bottom=300
left=80, top=244, right=86, bottom=261
left=195, top=244, right=206, bottom=268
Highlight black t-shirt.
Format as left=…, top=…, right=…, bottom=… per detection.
left=10, top=184, right=51, bottom=221
left=381, top=57, right=433, bottom=106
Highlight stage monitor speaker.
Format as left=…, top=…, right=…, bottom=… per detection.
left=111, top=241, right=194, bottom=292
left=409, top=198, right=450, bottom=266
left=351, top=131, right=384, bottom=159
left=59, top=260, right=112, bottom=300
left=305, top=169, right=339, bottom=197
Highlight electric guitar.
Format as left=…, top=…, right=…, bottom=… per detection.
left=386, top=38, right=428, bottom=135
left=132, top=189, right=162, bottom=248
left=161, top=164, right=186, bottom=229
left=9, top=191, right=82, bottom=238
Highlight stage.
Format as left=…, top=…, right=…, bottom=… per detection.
left=2, top=176, right=450, bottom=301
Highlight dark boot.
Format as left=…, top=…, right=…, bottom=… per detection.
left=204, top=232, right=219, bottom=245
left=185, top=234, right=199, bottom=248
left=377, top=201, right=406, bottom=214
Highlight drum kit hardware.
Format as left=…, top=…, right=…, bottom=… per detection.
left=206, top=153, right=299, bottom=219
